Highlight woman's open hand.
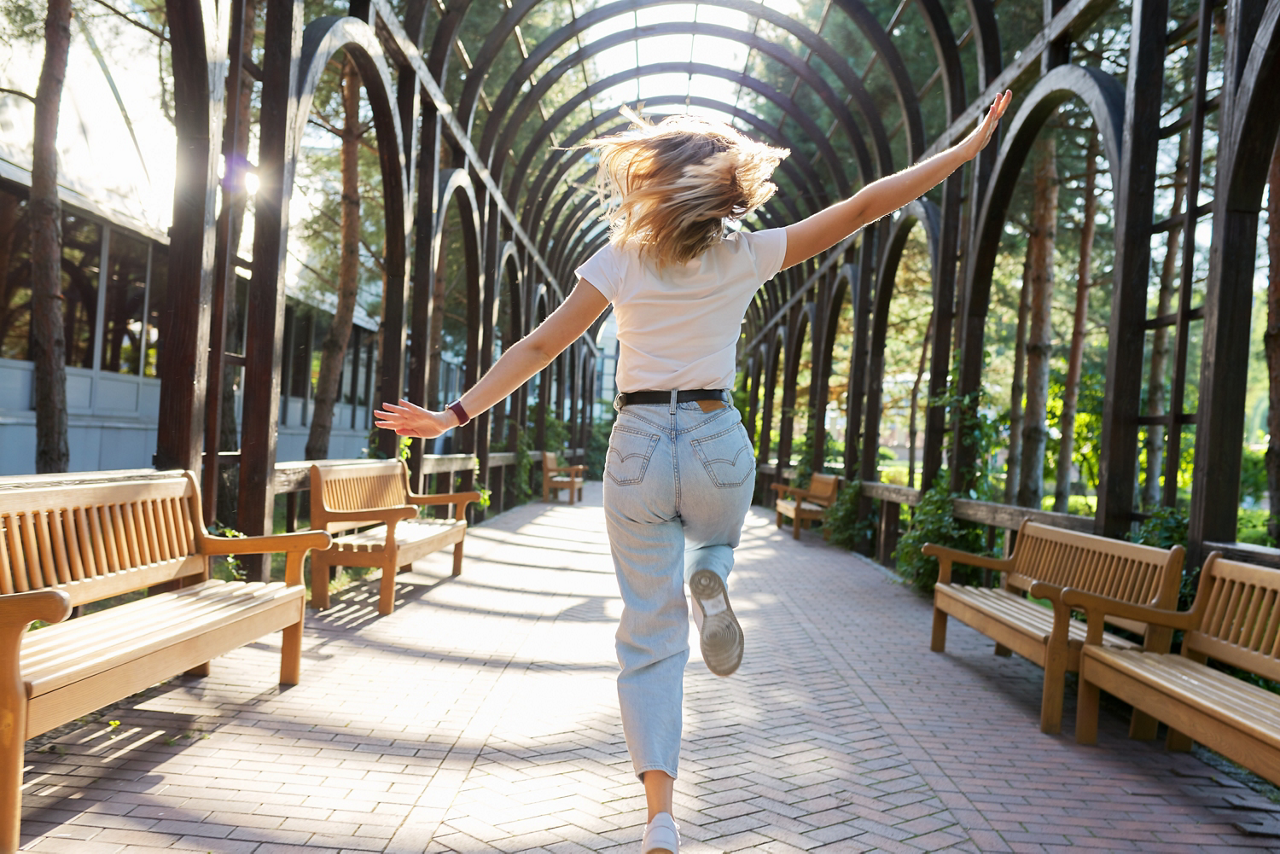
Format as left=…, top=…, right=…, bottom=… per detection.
left=374, top=398, right=455, bottom=439
left=962, top=90, right=1013, bottom=158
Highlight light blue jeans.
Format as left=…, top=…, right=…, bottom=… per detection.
left=602, top=393, right=756, bottom=780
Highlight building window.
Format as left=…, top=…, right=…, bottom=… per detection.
left=144, top=248, right=167, bottom=377
left=0, top=187, right=30, bottom=360
left=101, top=229, right=148, bottom=374
left=61, top=213, right=102, bottom=370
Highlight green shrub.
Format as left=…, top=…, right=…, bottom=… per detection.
left=1237, top=506, right=1274, bottom=547
left=1240, top=446, right=1268, bottom=506
left=893, top=480, right=988, bottom=593
left=823, top=479, right=876, bottom=551
left=585, top=415, right=612, bottom=481
left=1129, top=505, right=1195, bottom=609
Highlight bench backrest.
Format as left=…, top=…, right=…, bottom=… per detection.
left=0, top=471, right=205, bottom=607
left=542, top=452, right=564, bottom=474
left=310, top=460, right=411, bottom=534
left=1185, top=554, right=1280, bottom=683
left=1008, top=521, right=1183, bottom=622
left=808, top=474, right=839, bottom=505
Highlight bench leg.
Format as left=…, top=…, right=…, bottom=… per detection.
left=792, top=515, right=802, bottom=540
left=378, top=560, right=396, bottom=616
left=775, top=510, right=783, bottom=529
left=310, top=556, right=332, bottom=610
left=281, top=614, right=303, bottom=685
left=1166, top=727, right=1193, bottom=752
left=1130, top=710, right=1159, bottom=742
left=1040, top=650, right=1067, bottom=735
left=184, top=663, right=211, bottom=677
left=0, top=687, right=25, bottom=853
left=993, top=643, right=1013, bottom=657
left=452, top=541, right=464, bottom=577
left=1076, top=676, right=1100, bottom=744
left=930, top=608, right=948, bottom=653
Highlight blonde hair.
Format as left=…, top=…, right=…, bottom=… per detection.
left=583, top=107, right=789, bottom=268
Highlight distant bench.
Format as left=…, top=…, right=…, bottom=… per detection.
left=0, top=469, right=329, bottom=850
left=309, top=460, right=480, bottom=615
left=924, top=521, right=1184, bottom=734
left=1068, top=552, right=1280, bottom=786
left=770, top=473, right=840, bottom=540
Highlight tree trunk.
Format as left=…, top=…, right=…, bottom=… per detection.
left=215, top=0, right=258, bottom=522
left=908, top=316, right=933, bottom=489
left=1017, top=134, right=1058, bottom=510
left=1054, top=128, right=1099, bottom=512
left=306, top=55, right=363, bottom=461
left=1143, top=130, right=1189, bottom=509
left=1005, top=256, right=1031, bottom=504
left=30, top=0, right=73, bottom=474
left=1266, top=136, right=1280, bottom=543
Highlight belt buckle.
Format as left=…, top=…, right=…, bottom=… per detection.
left=613, top=392, right=624, bottom=411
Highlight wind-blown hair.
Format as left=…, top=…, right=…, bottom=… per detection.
left=583, top=108, right=789, bottom=268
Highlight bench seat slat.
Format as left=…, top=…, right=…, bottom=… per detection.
left=1084, top=647, right=1280, bottom=744
left=936, top=586, right=1141, bottom=650
left=24, top=580, right=301, bottom=698
left=20, top=577, right=262, bottom=668
left=25, top=597, right=301, bottom=739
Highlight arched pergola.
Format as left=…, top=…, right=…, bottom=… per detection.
left=147, top=0, right=1280, bottom=567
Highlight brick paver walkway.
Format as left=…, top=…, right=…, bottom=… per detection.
left=18, top=483, right=1280, bottom=853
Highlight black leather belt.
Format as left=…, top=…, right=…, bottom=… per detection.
left=615, top=389, right=726, bottom=407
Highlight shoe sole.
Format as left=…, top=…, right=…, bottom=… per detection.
left=690, top=568, right=743, bottom=677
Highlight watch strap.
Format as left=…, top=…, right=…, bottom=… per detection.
left=447, top=399, right=471, bottom=427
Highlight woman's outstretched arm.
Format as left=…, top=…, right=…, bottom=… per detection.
left=375, top=279, right=609, bottom=439
left=781, top=90, right=1012, bottom=271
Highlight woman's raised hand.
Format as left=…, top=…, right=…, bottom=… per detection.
left=375, top=398, right=453, bottom=439
left=962, top=90, right=1013, bottom=158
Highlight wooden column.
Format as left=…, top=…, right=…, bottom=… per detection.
left=155, top=0, right=226, bottom=475
left=1189, top=0, right=1280, bottom=557
left=1094, top=0, right=1169, bottom=538
left=237, top=0, right=303, bottom=579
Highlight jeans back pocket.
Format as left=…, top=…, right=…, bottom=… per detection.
left=691, top=424, right=755, bottom=488
left=607, top=425, right=661, bottom=485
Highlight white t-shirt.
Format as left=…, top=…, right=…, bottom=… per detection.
left=575, top=229, right=787, bottom=393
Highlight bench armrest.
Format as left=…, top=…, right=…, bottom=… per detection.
left=0, top=589, right=72, bottom=632
left=771, top=483, right=812, bottom=501
left=409, top=491, right=482, bottom=522
left=202, top=530, right=333, bottom=587
left=317, top=506, right=418, bottom=526
left=922, top=544, right=1014, bottom=585
left=1061, top=588, right=1199, bottom=645
left=559, top=465, right=586, bottom=475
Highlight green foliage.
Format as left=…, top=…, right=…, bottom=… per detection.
left=364, top=426, right=409, bottom=460
left=893, top=479, right=988, bottom=593
left=208, top=522, right=245, bottom=581
left=585, top=414, right=612, bottom=481
left=1236, top=507, right=1275, bottom=548
left=1128, top=505, right=1189, bottom=551
left=1240, top=446, right=1268, bottom=506
left=793, top=412, right=819, bottom=488
left=507, top=427, right=534, bottom=506
left=822, top=479, right=876, bottom=551
left=1129, top=506, right=1195, bottom=610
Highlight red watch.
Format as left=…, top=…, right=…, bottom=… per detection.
left=446, top=400, right=470, bottom=427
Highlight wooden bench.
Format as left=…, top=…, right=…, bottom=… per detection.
left=0, top=469, right=329, bottom=850
left=1067, top=553, right=1280, bottom=784
left=541, top=452, right=585, bottom=505
left=924, top=520, right=1184, bottom=734
left=309, top=460, right=480, bottom=615
left=770, top=473, right=840, bottom=539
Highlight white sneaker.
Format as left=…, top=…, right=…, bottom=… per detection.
left=641, top=811, right=680, bottom=854
left=689, top=568, right=743, bottom=677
